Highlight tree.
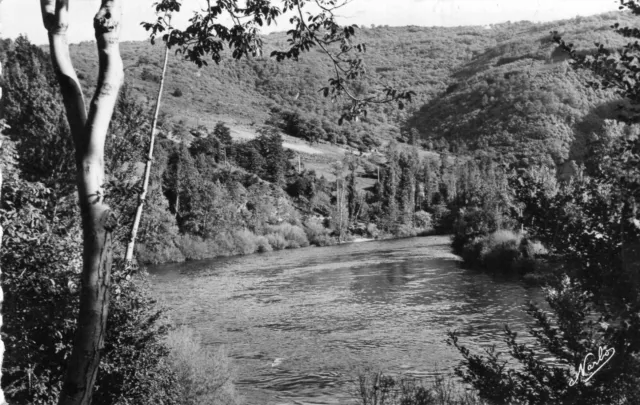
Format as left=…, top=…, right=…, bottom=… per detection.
left=214, top=121, right=233, bottom=145
left=381, top=151, right=400, bottom=230
left=345, top=154, right=360, bottom=223
left=253, top=127, right=288, bottom=185
left=399, top=150, right=419, bottom=226
left=330, top=160, right=348, bottom=241
left=39, top=1, right=124, bottom=404
left=124, top=42, right=170, bottom=264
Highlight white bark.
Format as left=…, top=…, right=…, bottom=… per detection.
left=40, top=1, right=124, bottom=404
left=124, top=45, right=169, bottom=264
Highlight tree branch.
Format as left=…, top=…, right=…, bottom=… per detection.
left=40, top=0, right=88, bottom=141
left=81, top=0, right=125, bottom=205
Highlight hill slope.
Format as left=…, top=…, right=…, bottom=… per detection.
left=406, top=12, right=635, bottom=166
left=65, top=11, right=637, bottom=166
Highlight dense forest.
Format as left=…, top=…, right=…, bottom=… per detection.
left=2, top=2, right=640, bottom=404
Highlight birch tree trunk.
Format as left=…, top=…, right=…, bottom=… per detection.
left=40, top=1, right=123, bottom=404
left=124, top=45, right=169, bottom=264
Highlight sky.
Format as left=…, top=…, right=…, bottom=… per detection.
left=0, top=0, right=621, bottom=44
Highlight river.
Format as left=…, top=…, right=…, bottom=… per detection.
left=149, top=235, right=545, bottom=404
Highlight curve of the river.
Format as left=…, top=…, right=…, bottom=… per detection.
left=149, top=235, right=544, bottom=405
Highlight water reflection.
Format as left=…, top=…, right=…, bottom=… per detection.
left=149, top=236, right=544, bottom=405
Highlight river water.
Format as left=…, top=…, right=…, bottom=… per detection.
left=149, top=235, right=545, bottom=404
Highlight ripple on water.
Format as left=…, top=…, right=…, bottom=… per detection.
left=149, top=236, right=545, bottom=405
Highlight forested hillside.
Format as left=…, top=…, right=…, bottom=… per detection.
left=66, top=11, right=634, bottom=165
left=407, top=12, right=635, bottom=166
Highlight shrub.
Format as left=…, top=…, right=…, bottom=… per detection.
left=266, top=232, right=288, bottom=250
left=366, top=223, right=381, bottom=239
left=140, top=67, right=160, bottom=83
left=97, top=266, right=182, bottom=405
left=176, top=234, right=214, bottom=261
left=303, top=220, right=336, bottom=246
left=213, top=231, right=237, bottom=256
left=255, top=235, right=273, bottom=252
left=137, top=240, right=186, bottom=264
left=354, top=370, right=484, bottom=405
left=177, top=229, right=278, bottom=259
left=451, top=208, right=496, bottom=254
left=1, top=178, right=182, bottom=404
left=521, top=238, right=547, bottom=258
left=432, top=204, right=454, bottom=234
left=265, top=223, right=310, bottom=248
left=171, top=88, right=183, bottom=97
left=458, top=230, right=547, bottom=275
left=231, top=229, right=258, bottom=255
left=414, top=210, right=433, bottom=230
left=165, top=327, right=240, bottom=405
left=480, top=230, right=523, bottom=272
left=394, top=224, right=419, bottom=238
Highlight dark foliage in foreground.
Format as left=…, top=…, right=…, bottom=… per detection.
left=0, top=38, right=181, bottom=404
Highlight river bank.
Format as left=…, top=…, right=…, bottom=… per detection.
left=138, top=222, right=436, bottom=265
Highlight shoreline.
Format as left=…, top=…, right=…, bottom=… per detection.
left=143, top=232, right=448, bottom=268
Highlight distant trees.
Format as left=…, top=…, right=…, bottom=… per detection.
left=232, top=126, right=291, bottom=184
left=330, top=160, right=348, bottom=241
left=267, top=107, right=381, bottom=149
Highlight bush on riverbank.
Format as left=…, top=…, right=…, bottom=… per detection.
left=174, top=231, right=267, bottom=261
left=304, top=219, right=338, bottom=246
left=138, top=239, right=187, bottom=264
left=0, top=171, right=183, bottom=404
left=166, top=327, right=240, bottom=405
left=450, top=205, right=547, bottom=275
left=138, top=222, right=314, bottom=262
left=354, top=371, right=485, bottom=405
left=265, top=223, right=311, bottom=249
left=138, top=210, right=439, bottom=265
left=457, top=230, right=547, bottom=275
